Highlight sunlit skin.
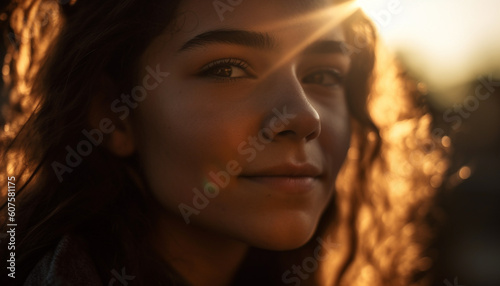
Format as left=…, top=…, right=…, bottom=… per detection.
left=119, top=0, right=351, bottom=285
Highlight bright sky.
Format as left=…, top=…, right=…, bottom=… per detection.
left=357, top=0, right=500, bottom=92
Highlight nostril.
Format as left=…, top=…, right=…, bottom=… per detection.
left=275, top=130, right=295, bottom=138
left=261, top=103, right=321, bottom=142
left=305, top=125, right=321, bottom=141
left=261, top=128, right=275, bottom=141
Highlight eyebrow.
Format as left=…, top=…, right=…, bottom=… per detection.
left=178, top=29, right=276, bottom=52
left=178, top=29, right=347, bottom=56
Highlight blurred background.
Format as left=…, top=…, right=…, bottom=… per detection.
left=358, top=0, right=500, bottom=285
left=0, top=0, right=498, bottom=285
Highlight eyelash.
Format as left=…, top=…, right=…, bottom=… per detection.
left=199, top=58, right=251, bottom=81
left=303, top=68, right=345, bottom=87
left=198, top=58, right=344, bottom=87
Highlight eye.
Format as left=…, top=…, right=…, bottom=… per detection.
left=303, top=69, right=344, bottom=87
left=200, top=58, right=252, bottom=79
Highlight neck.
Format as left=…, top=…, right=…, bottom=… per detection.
left=153, top=213, right=249, bottom=286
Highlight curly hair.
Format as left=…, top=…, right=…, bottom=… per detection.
left=0, top=0, right=445, bottom=285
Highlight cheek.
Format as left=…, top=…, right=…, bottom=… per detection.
left=317, top=99, right=351, bottom=171
left=131, top=90, right=206, bottom=209
left=131, top=86, right=250, bottom=211
left=317, top=95, right=351, bottom=154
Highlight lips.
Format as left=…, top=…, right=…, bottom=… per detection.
left=239, top=163, right=323, bottom=193
left=240, top=163, right=322, bottom=177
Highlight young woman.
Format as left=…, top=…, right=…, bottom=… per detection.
left=0, top=0, right=442, bottom=285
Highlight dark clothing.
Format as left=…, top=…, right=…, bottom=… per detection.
left=24, top=235, right=102, bottom=286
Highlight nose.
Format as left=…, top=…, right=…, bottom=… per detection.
left=259, top=70, right=321, bottom=142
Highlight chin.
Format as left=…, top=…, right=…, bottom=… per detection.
left=242, top=213, right=321, bottom=251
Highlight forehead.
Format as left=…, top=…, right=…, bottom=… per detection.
left=142, top=0, right=350, bottom=63
left=181, top=0, right=334, bottom=17
left=176, top=0, right=343, bottom=43
left=175, top=0, right=344, bottom=38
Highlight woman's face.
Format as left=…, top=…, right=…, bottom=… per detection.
left=132, top=0, right=351, bottom=250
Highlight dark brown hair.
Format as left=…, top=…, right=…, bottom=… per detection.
left=0, top=0, right=420, bottom=285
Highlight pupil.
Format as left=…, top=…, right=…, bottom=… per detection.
left=215, top=66, right=232, bottom=77
left=313, top=73, right=323, bottom=83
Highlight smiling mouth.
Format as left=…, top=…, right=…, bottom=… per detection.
left=240, top=175, right=320, bottom=193
left=239, top=163, right=323, bottom=193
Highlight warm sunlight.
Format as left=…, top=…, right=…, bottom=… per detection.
left=358, top=0, right=500, bottom=98
left=1, top=1, right=497, bottom=285
left=255, top=1, right=359, bottom=78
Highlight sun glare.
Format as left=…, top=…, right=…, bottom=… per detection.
left=359, top=0, right=500, bottom=97
left=254, top=1, right=359, bottom=79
